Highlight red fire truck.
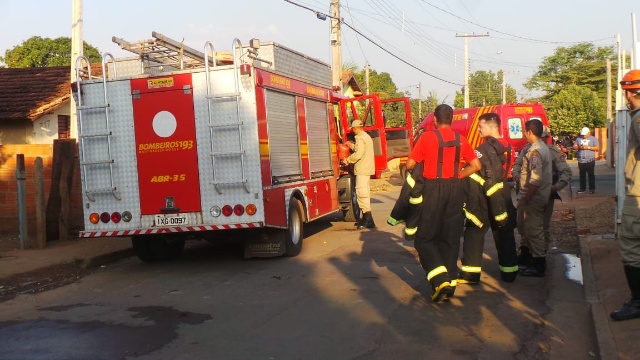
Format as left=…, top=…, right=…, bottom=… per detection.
left=72, top=33, right=412, bottom=261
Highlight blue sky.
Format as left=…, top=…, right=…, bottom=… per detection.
left=0, top=0, right=637, bottom=103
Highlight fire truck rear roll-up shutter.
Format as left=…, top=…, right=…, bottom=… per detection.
left=266, top=90, right=303, bottom=182
left=306, top=99, right=333, bottom=178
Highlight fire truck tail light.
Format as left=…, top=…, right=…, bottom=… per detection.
left=100, top=212, right=111, bottom=223
left=222, top=205, right=233, bottom=217
left=90, top=213, right=100, bottom=224
left=111, top=212, right=122, bottom=223
left=233, top=204, right=244, bottom=216
left=246, top=204, right=257, bottom=215
left=122, top=211, right=133, bottom=222
left=210, top=206, right=222, bottom=217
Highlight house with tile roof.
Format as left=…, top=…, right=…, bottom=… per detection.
left=0, top=66, right=75, bottom=144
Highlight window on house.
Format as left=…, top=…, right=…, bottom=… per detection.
left=58, top=115, right=70, bottom=139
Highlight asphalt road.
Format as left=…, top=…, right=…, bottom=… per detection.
left=0, top=179, right=597, bottom=360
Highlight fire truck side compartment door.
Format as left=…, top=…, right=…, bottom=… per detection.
left=266, top=90, right=303, bottom=183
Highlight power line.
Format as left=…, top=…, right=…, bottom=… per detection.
left=420, top=0, right=615, bottom=45
left=344, top=0, right=367, bottom=62
left=283, top=0, right=463, bottom=86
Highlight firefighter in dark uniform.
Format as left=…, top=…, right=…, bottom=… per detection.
left=405, top=104, right=481, bottom=302
left=512, top=126, right=572, bottom=266
left=388, top=128, right=426, bottom=240
left=610, top=70, right=640, bottom=321
left=459, top=113, right=519, bottom=284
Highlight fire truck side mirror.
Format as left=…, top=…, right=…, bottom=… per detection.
left=250, top=38, right=260, bottom=50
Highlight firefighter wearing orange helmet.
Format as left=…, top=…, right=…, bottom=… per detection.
left=611, top=69, right=640, bottom=321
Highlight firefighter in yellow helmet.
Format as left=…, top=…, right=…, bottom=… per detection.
left=611, top=69, right=640, bottom=321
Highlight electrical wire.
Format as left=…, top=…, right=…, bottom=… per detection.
left=420, top=0, right=615, bottom=45
left=344, top=0, right=368, bottom=62
left=283, top=0, right=463, bottom=86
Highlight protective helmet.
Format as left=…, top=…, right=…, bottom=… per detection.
left=620, top=70, right=640, bottom=91
left=541, top=126, right=550, bottom=138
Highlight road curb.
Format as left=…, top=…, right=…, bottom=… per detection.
left=83, top=247, right=135, bottom=269
left=580, top=236, right=618, bottom=360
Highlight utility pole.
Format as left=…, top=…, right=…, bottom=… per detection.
left=632, top=13, right=638, bottom=69
left=606, top=58, right=613, bottom=167
left=456, top=33, right=489, bottom=108
left=330, top=0, right=342, bottom=93
left=70, top=0, right=83, bottom=140
left=365, top=61, right=370, bottom=95
left=417, top=82, right=423, bottom=119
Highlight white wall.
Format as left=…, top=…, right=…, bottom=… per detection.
left=32, top=102, right=70, bottom=144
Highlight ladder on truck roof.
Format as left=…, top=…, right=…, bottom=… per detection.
left=204, top=39, right=249, bottom=194
left=74, top=54, right=121, bottom=201
left=112, top=31, right=214, bottom=70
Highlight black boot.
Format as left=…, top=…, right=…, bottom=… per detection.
left=358, top=212, right=376, bottom=229
left=519, top=257, right=546, bottom=277
left=611, top=266, right=640, bottom=321
left=517, top=246, right=532, bottom=266
left=353, top=211, right=364, bottom=227
left=500, top=270, right=518, bottom=283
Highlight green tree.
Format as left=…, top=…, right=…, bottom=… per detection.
left=0, top=36, right=101, bottom=68
left=454, top=70, right=517, bottom=108
left=353, top=68, right=407, bottom=127
left=409, top=91, right=439, bottom=126
left=354, top=68, right=403, bottom=99
left=524, top=43, right=615, bottom=105
left=545, top=84, right=605, bottom=136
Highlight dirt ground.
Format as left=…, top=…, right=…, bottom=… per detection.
left=551, top=195, right=616, bottom=253
left=0, top=176, right=616, bottom=302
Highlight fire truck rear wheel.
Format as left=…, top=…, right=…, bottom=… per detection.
left=342, top=184, right=360, bottom=223
left=149, top=235, right=186, bottom=261
left=284, top=199, right=304, bottom=257
left=132, top=235, right=155, bottom=262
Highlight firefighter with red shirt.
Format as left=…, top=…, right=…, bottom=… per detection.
left=406, top=104, right=481, bottom=302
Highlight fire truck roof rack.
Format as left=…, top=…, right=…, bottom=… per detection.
left=112, top=31, right=214, bottom=69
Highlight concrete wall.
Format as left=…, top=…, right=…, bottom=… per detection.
left=32, top=102, right=70, bottom=144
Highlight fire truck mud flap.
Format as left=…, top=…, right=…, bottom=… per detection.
left=338, top=175, right=360, bottom=223
left=244, top=199, right=305, bottom=258
left=244, top=229, right=287, bottom=258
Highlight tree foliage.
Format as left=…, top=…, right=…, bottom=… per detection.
left=353, top=68, right=404, bottom=100
left=352, top=68, right=408, bottom=127
left=454, top=70, right=517, bottom=108
left=524, top=42, right=615, bottom=105
left=545, top=84, right=605, bottom=136
left=409, top=91, right=439, bottom=126
left=0, top=36, right=101, bottom=68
